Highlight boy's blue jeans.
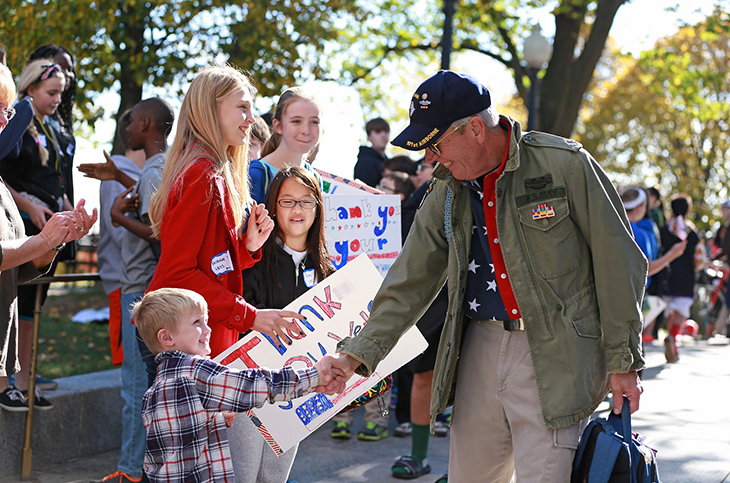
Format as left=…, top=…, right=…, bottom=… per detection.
left=118, top=292, right=148, bottom=477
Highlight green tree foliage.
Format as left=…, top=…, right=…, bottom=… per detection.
left=337, top=0, right=627, bottom=137
left=578, top=7, right=730, bottom=229
left=0, top=0, right=362, bottom=152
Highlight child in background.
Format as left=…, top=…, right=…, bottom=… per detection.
left=248, top=116, right=270, bottom=162
left=135, top=288, right=341, bottom=483
left=101, top=97, right=174, bottom=483
left=249, top=87, right=321, bottom=204
left=237, top=166, right=335, bottom=482
left=78, top=109, right=145, bottom=366
left=353, top=117, right=389, bottom=188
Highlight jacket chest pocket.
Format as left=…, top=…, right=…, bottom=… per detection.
left=516, top=196, right=579, bottom=279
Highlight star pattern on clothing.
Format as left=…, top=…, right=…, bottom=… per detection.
left=472, top=225, right=477, bottom=235
left=483, top=226, right=488, bottom=236
left=489, top=263, right=495, bottom=273
left=487, top=280, right=497, bottom=292
left=468, top=298, right=481, bottom=311
left=469, top=260, right=480, bottom=273
left=478, top=191, right=484, bottom=200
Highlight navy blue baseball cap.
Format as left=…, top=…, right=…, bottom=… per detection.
left=392, top=70, right=491, bottom=151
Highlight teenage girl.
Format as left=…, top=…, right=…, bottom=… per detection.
left=146, top=65, right=302, bottom=362
left=249, top=87, right=322, bottom=204
left=238, top=166, right=335, bottom=483
left=0, top=59, right=76, bottom=409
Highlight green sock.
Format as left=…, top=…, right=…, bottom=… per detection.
left=392, top=424, right=431, bottom=476
left=411, top=423, right=431, bottom=463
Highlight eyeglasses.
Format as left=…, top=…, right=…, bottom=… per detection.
left=277, top=199, right=317, bottom=209
left=428, top=125, right=462, bottom=156
left=0, top=107, right=16, bottom=121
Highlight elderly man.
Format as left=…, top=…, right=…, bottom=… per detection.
left=322, top=70, right=648, bottom=482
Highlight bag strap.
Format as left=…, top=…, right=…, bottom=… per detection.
left=608, top=397, right=638, bottom=483
left=588, top=432, right=623, bottom=483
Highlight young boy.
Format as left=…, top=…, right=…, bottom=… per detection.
left=100, top=97, right=174, bottom=483
left=134, top=288, right=338, bottom=483
left=353, top=117, right=390, bottom=188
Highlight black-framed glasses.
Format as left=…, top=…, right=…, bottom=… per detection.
left=428, top=125, right=462, bottom=156
left=277, top=199, right=317, bottom=209
left=0, top=107, right=16, bottom=121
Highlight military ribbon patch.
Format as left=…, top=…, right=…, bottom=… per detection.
left=532, top=204, right=555, bottom=220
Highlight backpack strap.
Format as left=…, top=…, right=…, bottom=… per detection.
left=588, top=431, right=624, bottom=483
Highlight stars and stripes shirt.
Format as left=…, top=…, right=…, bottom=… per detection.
left=142, top=350, right=319, bottom=483
left=462, top=121, right=523, bottom=322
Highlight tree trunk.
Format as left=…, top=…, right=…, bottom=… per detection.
left=109, top=3, right=148, bottom=155
left=540, top=0, right=627, bottom=137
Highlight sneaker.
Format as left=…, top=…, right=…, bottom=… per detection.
left=21, top=387, right=53, bottom=411
left=35, top=374, right=58, bottom=391
left=393, top=422, right=412, bottom=437
left=330, top=421, right=351, bottom=439
left=434, top=421, right=449, bottom=437
left=93, top=471, right=142, bottom=483
left=357, top=422, right=388, bottom=441
left=0, top=387, right=29, bottom=412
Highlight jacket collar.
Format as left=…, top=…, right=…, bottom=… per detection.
left=432, top=115, right=523, bottom=183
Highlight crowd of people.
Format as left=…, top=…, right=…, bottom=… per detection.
left=0, top=41, right=728, bottom=483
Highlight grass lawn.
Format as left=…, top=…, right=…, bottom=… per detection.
left=36, top=280, right=118, bottom=379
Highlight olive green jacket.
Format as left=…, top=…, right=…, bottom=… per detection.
left=338, top=117, right=647, bottom=430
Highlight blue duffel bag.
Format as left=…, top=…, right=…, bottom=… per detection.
left=571, top=397, right=661, bottom=483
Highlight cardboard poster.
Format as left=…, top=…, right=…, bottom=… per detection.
left=315, top=168, right=382, bottom=195
left=214, top=254, right=427, bottom=456
left=324, top=193, right=402, bottom=277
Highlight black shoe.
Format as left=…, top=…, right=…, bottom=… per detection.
left=0, top=387, right=29, bottom=412
left=21, top=387, right=53, bottom=411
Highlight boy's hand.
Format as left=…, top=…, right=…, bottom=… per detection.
left=245, top=203, right=274, bottom=253
left=314, top=354, right=350, bottom=395
left=110, top=186, right=139, bottom=223
left=77, top=151, right=119, bottom=181
left=222, top=411, right=237, bottom=428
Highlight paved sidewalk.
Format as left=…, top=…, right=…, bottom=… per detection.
left=3, top=336, right=728, bottom=482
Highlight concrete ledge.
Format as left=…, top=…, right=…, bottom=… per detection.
left=0, top=369, right=123, bottom=477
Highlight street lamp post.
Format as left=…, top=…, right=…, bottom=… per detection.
left=523, top=25, right=552, bottom=131
left=441, top=0, right=457, bottom=70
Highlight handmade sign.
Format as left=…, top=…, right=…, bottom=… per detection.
left=315, top=168, right=382, bottom=195
left=324, top=193, right=402, bottom=276
left=214, top=254, right=427, bottom=456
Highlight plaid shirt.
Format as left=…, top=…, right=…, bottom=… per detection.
left=142, top=350, right=319, bottom=483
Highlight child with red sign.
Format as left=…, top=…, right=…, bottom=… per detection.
left=238, top=166, right=335, bottom=483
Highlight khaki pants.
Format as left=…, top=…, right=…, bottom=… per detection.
left=449, top=321, right=581, bottom=482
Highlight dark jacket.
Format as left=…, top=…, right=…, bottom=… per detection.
left=660, top=223, right=700, bottom=296
left=242, top=242, right=318, bottom=310
left=353, top=146, right=386, bottom=188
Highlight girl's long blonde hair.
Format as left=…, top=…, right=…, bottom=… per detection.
left=149, top=65, right=254, bottom=238
left=16, top=59, right=65, bottom=166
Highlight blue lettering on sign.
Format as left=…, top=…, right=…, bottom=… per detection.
left=296, top=393, right=334, bottom=425
left=333, top=241, right=348, bottom=269
left=262, top=333, right=291, bottom=355
left=377, top=238, right=388, bottom=250
left=337, top=207, right=348, bottom=219
left=374, top=206, right=388, bottom=236
left=278, top=401, right=293, bottom=410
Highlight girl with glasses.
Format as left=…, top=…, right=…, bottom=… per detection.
left=240, top=166, right=334, bottom=483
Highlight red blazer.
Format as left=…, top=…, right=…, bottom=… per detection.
left=147, top=158, right=260, bottom=357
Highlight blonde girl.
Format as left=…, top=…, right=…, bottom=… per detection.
left=146, top=65, right=301, bottom=360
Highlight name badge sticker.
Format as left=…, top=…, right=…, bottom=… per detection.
left=38, top=134, right=47, bottom=148
left=211, top=250, right=234, bottom=276
left=303, top=268, right=316, bottom=288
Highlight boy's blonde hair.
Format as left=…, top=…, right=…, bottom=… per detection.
left=133, top=288, right=208, bottom=354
